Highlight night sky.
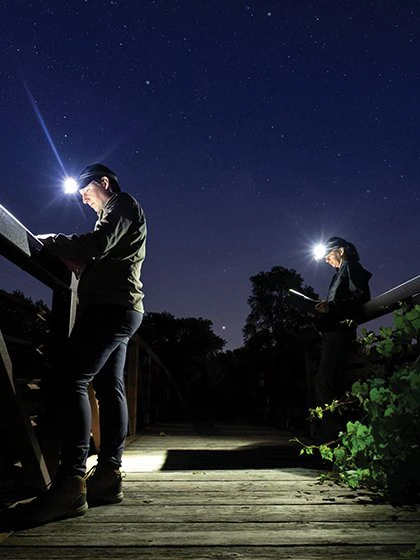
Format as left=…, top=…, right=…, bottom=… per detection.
left=1, top=1, right=419, bottom=349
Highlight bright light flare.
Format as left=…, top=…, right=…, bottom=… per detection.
left=313, top=243, right=327, bottom=261
left=63, top=177, right=79, bottom=194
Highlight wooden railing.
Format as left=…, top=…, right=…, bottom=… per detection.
left=362, top=275, right=420, bottom=322
left=0, top=203, right=174, bottom=491
left=2, top=200, right=420, bottom=488
left=297, top=274, right=420, bottom=431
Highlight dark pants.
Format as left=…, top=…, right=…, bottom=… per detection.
left=315, top=329, right=356, bottom=441
left=55, top=306, right=143, bottom=476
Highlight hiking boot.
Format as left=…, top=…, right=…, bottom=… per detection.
left=85, top=464, right=123, bottom=506
left=9, top=474, right=87, bottom=527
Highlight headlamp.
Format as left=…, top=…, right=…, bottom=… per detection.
left=313, top=236, right=347, bottom=261
left=63, top=177, right=79, bottom=194
left=313, top=243, right=327, bottom=261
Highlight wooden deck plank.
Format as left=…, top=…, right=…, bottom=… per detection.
left=122, top=469, right=326, bottom=479
left=57, top=503, right=420, bottom=523
left=0, top=545, right=414, bottom=560
left=119, top=479, right=347, bottom=490
left=119, top=492, right=381, bottom=505
left=3, top=521, right=420, bottom=546
left=1, top=422, right=419, bottom=558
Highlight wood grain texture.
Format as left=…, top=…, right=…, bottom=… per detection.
left=1, top=422, right=419, bottom=559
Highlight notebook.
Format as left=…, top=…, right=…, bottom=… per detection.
left=288, top=289, right=319, bottom=313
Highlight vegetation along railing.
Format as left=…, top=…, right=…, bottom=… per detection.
left=1, top=201, right=420, bottom=492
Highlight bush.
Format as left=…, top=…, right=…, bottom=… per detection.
left=299, top=303, right=420, bottom=502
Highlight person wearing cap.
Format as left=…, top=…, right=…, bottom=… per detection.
left=313, top=237, right=371, bottom=442
left=11, top=163, right=147, bottom=525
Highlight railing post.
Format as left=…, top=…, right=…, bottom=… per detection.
left=126, top=336, right=140, bottom=436
left=0, top=331, right=51, bottom=491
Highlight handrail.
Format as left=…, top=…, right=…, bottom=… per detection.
left=361, top=275, right=420, bottom=323
left=0, top=204, right=76, bottom=292
left=0, top=203, right=79, bottom=489
left=0, top=202, right=176, bottom=488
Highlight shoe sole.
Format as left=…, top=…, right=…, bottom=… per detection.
left=68, top=503, right=89, bottom=517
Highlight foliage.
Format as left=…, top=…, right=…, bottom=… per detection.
left=141, top=311, right=226, bottom=360
left=299, top=303, right=420, bottom=502
left=243, top=266, right=319, bottom=348
left=140, top=311, right=227, bottom=419
left=241, top=266, right=319, bottom=427
left=0, top=289, right=50, bottom=344
left=0, top=289, right=52, bottom=377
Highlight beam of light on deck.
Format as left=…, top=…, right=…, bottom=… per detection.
left=122, top=454, right=167, bottom=472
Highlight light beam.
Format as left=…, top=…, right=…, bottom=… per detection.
left=21, top=76, right=67, bottom=176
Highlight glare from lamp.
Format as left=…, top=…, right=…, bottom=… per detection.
left=313, top=243, right=327, bottom=261
left=63, top=177, right=79, bottom=194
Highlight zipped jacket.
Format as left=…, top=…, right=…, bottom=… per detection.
left=45, top=192, right=146, bottom=313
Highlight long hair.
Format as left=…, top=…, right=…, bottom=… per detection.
left=343, top=241, right=360, bottom=262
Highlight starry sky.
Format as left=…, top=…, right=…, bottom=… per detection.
left=0, top=1, right=419, bottom=350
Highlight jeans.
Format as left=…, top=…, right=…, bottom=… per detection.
left=55, top=306, right=143, bottom=476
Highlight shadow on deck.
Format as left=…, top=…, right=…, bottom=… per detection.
left=159, top=421, right=326, bottom=471
left=1, top=422, right=420, bottom=560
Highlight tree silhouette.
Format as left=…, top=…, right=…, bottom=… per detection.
left=241, top=266, right=319, bottom=428
left=141, top=312, right=226, bottom=420
left=243, top=266, right=318, bottom=348
left=0, top=289, right=52, bottom=379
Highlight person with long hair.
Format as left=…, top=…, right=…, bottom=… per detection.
left=314, top=236, right=372, bottom=441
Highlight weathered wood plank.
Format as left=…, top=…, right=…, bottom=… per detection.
left=107, top=480, right=356, bottom=492
left=120, top=431, right=328, bottom=471
left=124, top=439, right=305, bottom=449
left=63, top=503, right=420, bottom=523
left=1, top=422, right=420, bottom=560
left=122, top=468, right=326, bottom=480
left=109, top=491, right=377, bottom=506
left=3, top=521, right=420, bottom=546
left=0, top=545, right=415, bottom=560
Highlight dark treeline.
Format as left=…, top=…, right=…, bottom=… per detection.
left=0, top=266, right=321, bottom=431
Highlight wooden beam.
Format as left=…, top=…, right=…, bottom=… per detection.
left=0, top=330, right=51, bottom=491
left=362, top=274, right=420, bottom=322
left=126, top=338, right=140, bottom=436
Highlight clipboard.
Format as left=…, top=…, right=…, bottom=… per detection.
left=288, top=289, right=319, bottom=313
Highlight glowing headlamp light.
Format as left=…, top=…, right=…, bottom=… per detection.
left=63, top=177, right=79, bottom=194
left=313, top=243, right=327, bottom=261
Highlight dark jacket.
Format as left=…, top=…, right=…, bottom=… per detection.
left=45, top=192, right=147, bottom=313
left=318, top=260, right=372, bottom=332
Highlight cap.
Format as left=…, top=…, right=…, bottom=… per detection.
left=313, top=237, right=348, bottom=261
left=77, top=163, right=120, bottom=192
left=325, top=237, right=348, bottom=253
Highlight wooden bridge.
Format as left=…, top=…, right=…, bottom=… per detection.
left=1, top=203, right=420, bottom=557
left=1, top=422, right=419, bottom=559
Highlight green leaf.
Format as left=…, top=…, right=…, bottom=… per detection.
left=319, top=445, right=333, bottom=462
left=333, top=447, right=346, bottom=462
left=369, top=387, right=380, bottom=402
left=384, top=405, right=396, bottom=417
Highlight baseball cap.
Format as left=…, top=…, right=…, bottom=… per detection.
left=313, top=237, right=349, bottom=261
left=77, top=163, right=120, bottom=192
